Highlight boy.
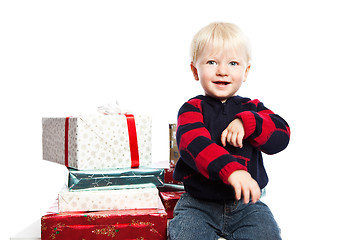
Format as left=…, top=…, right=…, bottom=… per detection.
left=168, top=22, right=290, bottom=240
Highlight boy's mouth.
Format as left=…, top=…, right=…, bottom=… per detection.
left=213, top=81, right=230, bottom=85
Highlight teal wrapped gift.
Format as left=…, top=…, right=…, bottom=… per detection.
left=68, top=168, right=164, bottom=191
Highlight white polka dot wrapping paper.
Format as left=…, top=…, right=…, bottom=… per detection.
left=58, top=183, right=159, bottom=212
left=42, top=114, right=152, bottom=170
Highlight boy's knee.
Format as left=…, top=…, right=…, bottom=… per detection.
left=232, top=224, right=281, bottom=240
left=231, top=202, right=281, bottom=240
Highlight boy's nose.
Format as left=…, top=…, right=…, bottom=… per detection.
left=216, top=64, right=228, bottom=76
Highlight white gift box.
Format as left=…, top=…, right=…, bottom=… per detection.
left=42, top=114, right=152, bottom=169
left=58, top=184, right=159, bottom=212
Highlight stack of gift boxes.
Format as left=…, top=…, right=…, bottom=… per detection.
left=41, top=113, right=183, bottom=239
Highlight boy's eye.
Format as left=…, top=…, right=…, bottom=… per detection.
left=229, top=61, right=239, bottom=66
left=207, top=60, right=216, bottom=65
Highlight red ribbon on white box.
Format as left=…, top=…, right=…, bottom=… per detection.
left=64, top=114, right=140, bottom=168
left=124, top=113, right=140, bottom=168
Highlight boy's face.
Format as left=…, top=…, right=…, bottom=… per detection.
left=191, top=45, right=250, bottom=102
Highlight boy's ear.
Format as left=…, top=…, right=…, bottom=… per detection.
left=190, top=62, right=199, bottom=81
left=243, top=64, right=251, bottom=82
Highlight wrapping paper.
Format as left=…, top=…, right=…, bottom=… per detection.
left=160, top=191, right=184, bottom=219
left=58, top=184, right=159, bottom=212
left=41, top=202, right=167, bottom=239
left=42, top=114, right=152, bottom=169
left=68, top=167, right=164, bottom=191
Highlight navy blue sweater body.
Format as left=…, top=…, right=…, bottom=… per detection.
left=174, top=95, right=290, bottom=201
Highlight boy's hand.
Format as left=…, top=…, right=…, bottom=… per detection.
left=228, top=170, right=261, bottom=204
left=221, top=118, right=245, bottom=148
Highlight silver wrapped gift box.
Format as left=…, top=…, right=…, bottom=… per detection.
left=68, top=167, right=164, bottom=191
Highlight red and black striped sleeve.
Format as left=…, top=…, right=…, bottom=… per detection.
left=236, top=99, right=290, bottom=154
left=176, top=98, right=247, bottom=184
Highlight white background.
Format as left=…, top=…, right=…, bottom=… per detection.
left=1, top=1, right=359, bottom=239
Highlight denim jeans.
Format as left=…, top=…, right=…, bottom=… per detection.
left=168, top=193, right=281, bottom=240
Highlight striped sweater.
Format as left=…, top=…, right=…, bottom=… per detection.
left=174, top=95, right=290, bottom=200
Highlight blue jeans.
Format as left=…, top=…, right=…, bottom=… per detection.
left=168, top=193, right=281, bottom=240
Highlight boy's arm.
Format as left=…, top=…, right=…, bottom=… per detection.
left=235, top=99, right=290, bottom=154
left=176, top=98, right=246, bottom=184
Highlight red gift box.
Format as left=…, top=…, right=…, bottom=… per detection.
left=41, top=208, right=167, bottom=239
left=159, top=191, right=184, bottom=219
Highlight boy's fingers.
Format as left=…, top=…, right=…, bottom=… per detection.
left=250, top=182, right=261, bottom=203
left=237, top=134, right=243, bottom=148
left=229, top=132, right=236, bottom=147
left=250, top=188, right=260, bottom=203
left=242, top=189, right=250, bottom=204
left=221, top=129, right=228, bottom=146
left=234, top=186, right=242, bottom=200
left=226, top=131, right=233, bottom=145
left=230, top=180, right=242, bottom=201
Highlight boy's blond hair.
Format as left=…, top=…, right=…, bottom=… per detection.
left=190, top=22, right=252, bottom=64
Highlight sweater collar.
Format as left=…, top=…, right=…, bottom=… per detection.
left=195, top=95, right=244, bottom=105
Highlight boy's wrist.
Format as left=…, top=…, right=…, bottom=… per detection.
left=219, top=161, right=247, bottom=184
